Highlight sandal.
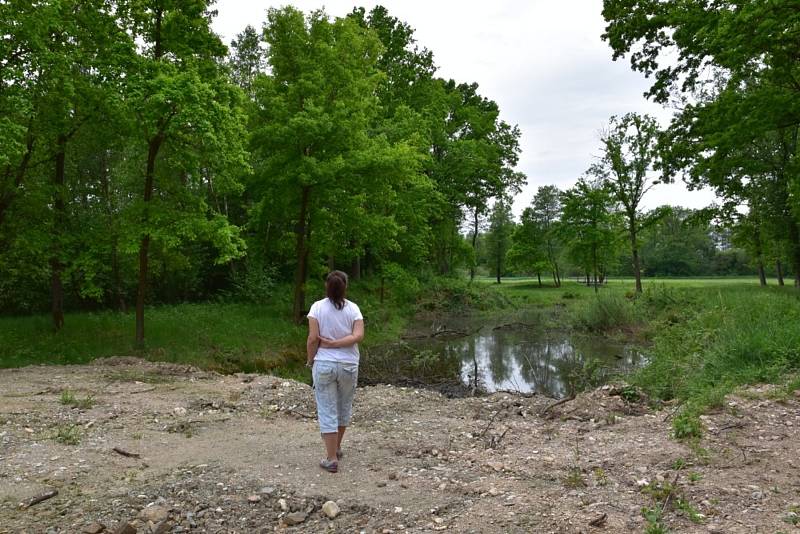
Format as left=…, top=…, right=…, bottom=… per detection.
left=319, top=458, right=338, bottom=473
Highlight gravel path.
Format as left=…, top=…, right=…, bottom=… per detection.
left=1, top=357, right=798, bottom=533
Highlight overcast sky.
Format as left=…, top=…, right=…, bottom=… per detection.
left=212, top=0, right=718, bottom=216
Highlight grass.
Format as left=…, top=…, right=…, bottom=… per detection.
left=0, top=279, right=412, bottom=379
left=630, top=285, right=800, bottom=436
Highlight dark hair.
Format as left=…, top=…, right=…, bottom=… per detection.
left=326, top=270, right=348, bottom=310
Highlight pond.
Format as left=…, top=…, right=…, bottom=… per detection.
left=406, top=324, right=643, bottom=398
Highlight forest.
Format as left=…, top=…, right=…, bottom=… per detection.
left=3, top=2, right=798, bottom=340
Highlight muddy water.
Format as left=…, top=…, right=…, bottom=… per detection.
left=410, top=326, right=642, bottom=398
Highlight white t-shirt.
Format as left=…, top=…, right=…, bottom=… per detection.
left=308, top=298, right=364, bottom=364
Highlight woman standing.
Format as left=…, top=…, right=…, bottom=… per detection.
left=306, top=270, right=364, bottom=473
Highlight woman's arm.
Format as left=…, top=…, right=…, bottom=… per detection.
left=318, top=320, right=364, bottom=349
left=307, top=318, right=321, bottom=365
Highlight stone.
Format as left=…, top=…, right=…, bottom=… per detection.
left=283, top=512, right=307, bottom=526
left=112, top=523, right=136, bottom=534
left=279, top=498, right=288, bottom=511
left=248, top=495, right=261, bottom=503
left=152, top=521, right=171, bottom=534
left=376, top=481, right=387, bottom=487
left=388, top=472, right=397, bottom=480
left=259, top=486, right=275, bottom=495
left=83, top=523, right=106, bottom=534
left=322, top=500, right=340, bottom=519
left=138, top=505, right=169, bottom=524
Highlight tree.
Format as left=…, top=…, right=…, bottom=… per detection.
left=530, top=185, right=563, bottom=287
left=594, top=112, right=661, bottom=293
left=125, top=0, right=248, bottom=345
left=252, top=8, right=427, bottom=323
left=507, top=207, right=548, bottom=285
left=485, top=199, right=515, bottom=284
left=560, top=179, right=621, bottom=292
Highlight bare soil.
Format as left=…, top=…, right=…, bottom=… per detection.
left=1, top=357, right=799, bottom=533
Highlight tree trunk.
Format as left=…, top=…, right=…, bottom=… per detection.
left=776, top=260, right=785, bottom=286
left=537, top=272, right=542, bottom=287
left=495, top=253, right=501, bottom=284
left=470, top=208, right=479, bottom=282
left=788, top=219, right=800, bottom=287
left=50, top=134, right=67, bottom=331
left=292, top=185, right=312, bottom=324
left=350, top=254, right=360, bottom=280
left=754, top=228, right=767, bottom=287
left=554, top=262, right=561, bottom=288
left=136, top=133, right=164, bottom=346
left=629, top=222, right=642, bottom=293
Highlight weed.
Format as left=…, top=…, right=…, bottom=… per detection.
left=60, top=390, right=76, bottom=405
left=688, top=471, right=702, bottom=483
left=642, top=480, right=676, bottom=502
left=783, top=505, right=800, bottom=525
left=53, top=424, right=81, bottom=445
left=675, top=498, right=704, bottom=523
left=671, top=458, right=687, bottom=470
left=672, top=411, right=704, bottom=440
left=641, top=507, right=667, bottom=534
left=132, top=432, right=142, bottom=440
left=60, top=389, right=96, bottom=410
left=593, top=467, right=608, bottom=486
left=563, top=466, right=586, bottom=489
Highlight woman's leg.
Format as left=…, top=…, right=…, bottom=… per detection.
left=336, top=363, right=358, bottom=452
left=313, top=361, right=339, bottom=464
left=322, top=432, right=338, bottom=461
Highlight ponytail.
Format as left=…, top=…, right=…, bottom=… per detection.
left=326, top=270, right=348, bottom=310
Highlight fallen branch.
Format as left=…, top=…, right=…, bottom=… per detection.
left=541, top=393, right=576, bottom=416
left=19, top=489, right=58, bottom=509
left=478, top=409, right=503, bottom=439
left=661, top=402, right=683, bottom=422
left=113, top=447, right=141, bottom=458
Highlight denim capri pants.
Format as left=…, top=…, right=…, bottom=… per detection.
left=312, top=360, right=358, bottom=434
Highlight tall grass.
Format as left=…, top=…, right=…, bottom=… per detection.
left=633, top=286, right=800, bottom=426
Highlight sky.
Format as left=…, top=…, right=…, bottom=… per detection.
left=212, top=0, right=718, bottom=216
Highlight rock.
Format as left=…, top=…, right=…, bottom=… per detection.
left=376, top=481, right=387, bottom=487
left=278, top=498, right=288, bottom=511
left=173, top=407, right=187, bottom=416
left=394, top=506, right=403, bottom=514
left=283, top=512, right=307, bottom=526
left=248, top=495, right=261, bottom=503
left=152, top=521, right=171, bottom=534
left=322, top=500, right=340, bottom=519
left=388, top=472, right=397, bottom=480
left=138, top=505, right=169, bottom=524
left=112, top=523, right=136, bottom=534
left=83, top=523, right=106, bottom=534
left=259, top=486, right=275, bottom=495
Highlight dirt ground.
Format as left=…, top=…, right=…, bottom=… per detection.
left=1, top=357, right=799, bottom=533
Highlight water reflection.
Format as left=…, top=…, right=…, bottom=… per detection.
left=421, top=329, right=642, bottom=398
